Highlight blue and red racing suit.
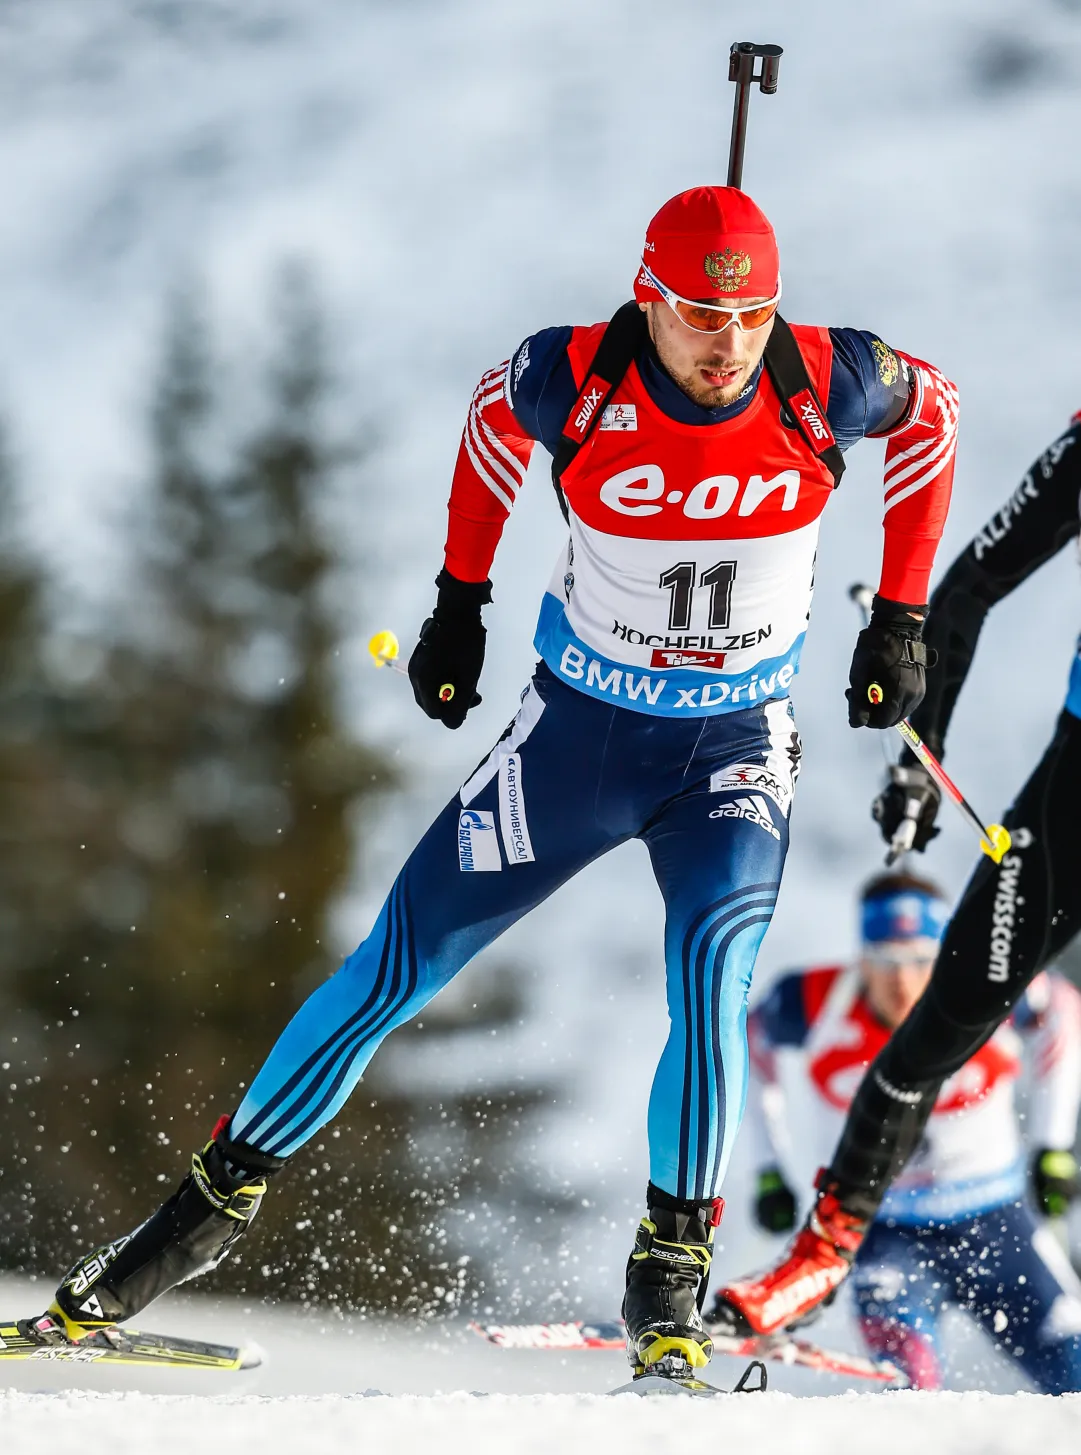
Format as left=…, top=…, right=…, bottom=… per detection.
left=231, top=321, right=957, bottom=1202
left=748, top=964, right=1081, bottom=1390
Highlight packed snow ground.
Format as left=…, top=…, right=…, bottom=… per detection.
left=4, top=1389, right=1080, bottom=1455
left=0, top=1273, right=1034, bottom=1401
left=0, top=1274, right=1074, bottom=1455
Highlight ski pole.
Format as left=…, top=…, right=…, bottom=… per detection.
left=369, top=628, right=408, bottom=676
left=727, top=42, right=783, bottom=188
left=848, top=584, right=1011, bottom=865
left=368, top=629, right=455, bottom=702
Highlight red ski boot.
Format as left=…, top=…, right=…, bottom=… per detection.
left=707, top=1172, right=870, bottom=1336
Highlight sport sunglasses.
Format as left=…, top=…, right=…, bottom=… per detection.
left=862, top=943, right=938, bottom=971
left=641, top=263, right=782, bottom=335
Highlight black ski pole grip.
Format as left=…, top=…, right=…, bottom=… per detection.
left=727, top=42, right=783, bottom=189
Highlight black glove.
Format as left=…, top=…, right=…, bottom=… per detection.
left=753, top=1166, right=798, bottom=1234
left=408, top=569, right=491, bottom=730
left=847, top=595, right=929, bottom=729
left=872, top=760, right=942, bottom=852
left=1031, top=1148, right=1081, bottom=1218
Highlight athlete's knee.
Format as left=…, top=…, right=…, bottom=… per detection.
left=1015, top=1325, right=1081, bottom=1395
left=859, top=1315, right=942, bottom=1390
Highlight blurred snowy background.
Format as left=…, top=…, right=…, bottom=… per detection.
left=1, top=0, right=1081, bottom=1388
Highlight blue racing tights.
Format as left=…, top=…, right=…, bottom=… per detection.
left=232, top=664, right=799, bottom=1201
left=852, top=1200, right=1081, bottom=1392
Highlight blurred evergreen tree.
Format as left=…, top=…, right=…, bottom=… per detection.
left=0, top=422, right=69, bottom=995
left=0, top=274, right=557, bottom=1319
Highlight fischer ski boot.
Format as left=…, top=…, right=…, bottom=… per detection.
left=622, top=1183, right=723, bottom=1376
left=47, top=1116, right=285, bottom=1341
left=708, top=1170, right=870, bottom=1337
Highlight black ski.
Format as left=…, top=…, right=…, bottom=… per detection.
left=609, top=1360, right=767, bottom=1398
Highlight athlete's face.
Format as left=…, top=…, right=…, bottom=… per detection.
left=642, top=299, right=775, bottom=408
left=859, top=939, right=937, bottom=1029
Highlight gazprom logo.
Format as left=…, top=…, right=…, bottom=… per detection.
left=458, top=808, right=501, bottom=872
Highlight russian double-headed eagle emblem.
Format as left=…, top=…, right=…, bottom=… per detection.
left=871, top=337, right=900, bottom=388
left=703, top=248, right=753, bottom=293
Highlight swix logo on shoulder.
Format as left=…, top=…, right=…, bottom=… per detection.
left=568, top=374, right=610, bottom=440
left=458, top=808, right=501, bottom=872
left=789, top=388, right=834, bottom=449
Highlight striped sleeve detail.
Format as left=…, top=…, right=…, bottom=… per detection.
left=463, top=363, right=527, bottom=511
left=444, top=359, right=537, bottom=583
left=878, top=353, right=959, bottom=603
left=1030, top=974, right=1081, bottom=1079
left=755, top=966, right=842, bottom=1050
left=883, top=360, right=960, bottom=513
left=801, top=964, right=842, bottom=1025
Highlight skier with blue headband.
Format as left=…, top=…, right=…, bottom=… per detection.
left=734, top=870, right=1081, bottom=1391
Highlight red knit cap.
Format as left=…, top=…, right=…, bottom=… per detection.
left=633, top=186, right=779, bottom=303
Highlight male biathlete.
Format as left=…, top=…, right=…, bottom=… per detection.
left=746, top=871, right=1081, bottom=1391
left=29, top=187, right=958, bottom=1379
left=714, top=414, right=1081, bottom=1347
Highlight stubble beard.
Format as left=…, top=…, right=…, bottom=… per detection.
left=677, top=365, right=751, bottom=409
left=653, top=330, right=751, bottom=408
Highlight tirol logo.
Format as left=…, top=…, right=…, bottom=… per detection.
left=703, top=248, right=752, bottom=293
left=458, top=808, right=501, bottom=872
left=790, top=388, right=835, bottom=448
left=569, top=373, right=610, bottom=439
left=652, top=647, right=726, bottom=669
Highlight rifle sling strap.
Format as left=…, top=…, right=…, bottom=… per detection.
left=550, top=304, right=843, bottom=522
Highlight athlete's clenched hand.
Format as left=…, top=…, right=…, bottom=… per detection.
left=1031, top=1148, right=1081, bottom=1219
left=753, top=1166, right=798, bottom=1235
left=873, top=761, right=941, bottom=851
left=408, top=569, right=491, bottom=729
left=847, top=595, right=929, bottom=729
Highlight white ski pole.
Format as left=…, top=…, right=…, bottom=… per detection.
left=368, top=629, right=455, bottom=703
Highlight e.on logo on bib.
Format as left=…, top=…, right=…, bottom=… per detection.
left=598, top=464, right=801, bottom=520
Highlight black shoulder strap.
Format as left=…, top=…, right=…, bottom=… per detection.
left=762, top=315, right=845, bottom=487
left=550, top=306, right=844, bottom=519
left=550, top=301, right=647, bottom=521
